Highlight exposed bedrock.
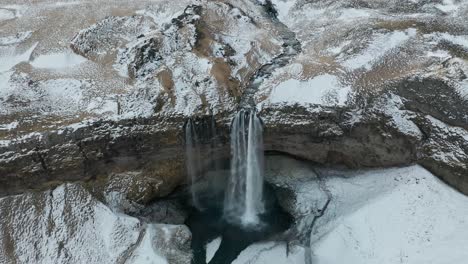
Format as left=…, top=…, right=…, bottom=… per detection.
left=260, top=104, right=418, bottom=167
left=1, top=93, right=467, bottom=202
left=0, top=183, right=192, bottom=264
left=1, top=0, right=467, bottom=204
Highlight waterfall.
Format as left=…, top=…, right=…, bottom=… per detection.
left=224, top=110, right=264, bottom=226
left=210, top=116, right=222, bottom=172
left=185, top=119, right=203, bottom=209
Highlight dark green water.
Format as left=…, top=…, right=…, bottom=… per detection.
left=185, top=184, right=292, bottom=264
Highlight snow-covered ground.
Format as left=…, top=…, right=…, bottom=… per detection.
left=0, top=8, right=15, bottom=21
left=339, top=28, right=417, bottom=70
left=1, top=1, right=468, bottom=263
left=233, top=242, right=306, bottom=264
left=206, top=237, right=222, bottom=263
left=266, top=74, right=351, bottom=106
left=0, top=183, right=191, bottom=264
left=2, top=159, right=467, bottom=264
left=311, top=165, right=468, bottom=264
left=234, top=161, right=468, bottom=264
left=31, top=51, right=87, bottom=69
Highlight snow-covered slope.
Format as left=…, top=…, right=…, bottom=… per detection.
left=1, top=0, right=467, bottom=133
left=255, top=0, right=468, bottom=108
left=260, top=157, right=468, bottom=264
left=0, top=183, right=191, bottom=264
left=311, top=165, right=468, bottom=264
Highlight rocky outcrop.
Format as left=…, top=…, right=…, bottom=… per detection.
left=261, top=103, right=419, bottom=167
left=1, top=85, right=467, bottom=196
left=0, top=116, right=188, bottom=198
left=1, top=0, right=467, bottom=200
left=0, top=183, right=191, bottom=264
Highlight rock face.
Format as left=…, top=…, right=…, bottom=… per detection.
left=0, top=183, right=192, bottom=264
left=1, top=0, right=467, bottom=201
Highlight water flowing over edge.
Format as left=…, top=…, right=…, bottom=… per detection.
left=185, top=119, right=203, bottom=210
left=224, top=110, right=265, bottom=227
left=185, top=116, right=221, bottom=210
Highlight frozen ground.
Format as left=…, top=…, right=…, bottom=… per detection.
left=229, top=164, right=468, bottom=264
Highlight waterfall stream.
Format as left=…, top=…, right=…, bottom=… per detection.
left=185, top=118, right=203, bottom=210
left=185, top=116, right=222, bottom=210
left=224, top=110, right=265, bottom=227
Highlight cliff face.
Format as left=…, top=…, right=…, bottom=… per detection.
left=1, top=0, right=467, bottom=200
left=0, top=0, right=468, bottom=262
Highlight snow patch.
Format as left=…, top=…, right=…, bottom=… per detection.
left=0, top=121, right=18, bottom=131
left=39, top=79, right=85, bottom=113
left=233, top=242, right=306, bottom=264
left=0, top=8, right=15, bottom=21
left=342, top=29, right=416, bottom=70
left=1, top=5, right=28, bottom=17
left=268, top=74, right=351, bottom=106
left=0, top=31, right=32, bottom=46
left=271, top=0, right=296, bottom=22
left=378, top=94, right=423, bottom=139
left=435, top=0, right=459, bottom=13
left=135, top=1, right=189, bottom=30
left=337, top=8, right=372, bottom=20
left=0, top=42, right=37, bottom=72
left=31, top=51, right=87, bottom=70
left=53, top=1, right=82, bottom=7
left=439, top=32, right=468, bottom=49
left=459, top=79, right=468, bottom=100
left=427, top=49, right=451, bottom=59
left=86, top=97, right=118, bottom=115
left=206, top=237, right=222, bottom=263
left=126, top=225, right=168, bottom=264
left=327, top=40, right=352, bottom=55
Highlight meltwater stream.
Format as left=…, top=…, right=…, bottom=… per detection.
left=224, top=110, right=264, bottom=227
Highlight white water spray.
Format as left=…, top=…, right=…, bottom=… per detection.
left=224, top=110, right=264, bottom=226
